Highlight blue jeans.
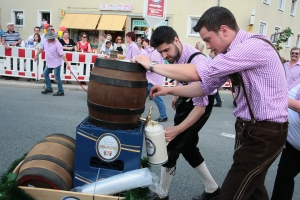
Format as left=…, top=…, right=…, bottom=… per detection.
left=43, top=66, right=64, bottom=93
left=147, top=83, right=168, bottom=119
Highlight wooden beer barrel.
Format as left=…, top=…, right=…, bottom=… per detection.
left=17, top=134, right=75, bottom=190
left=88, top=58, right=147, bottom=130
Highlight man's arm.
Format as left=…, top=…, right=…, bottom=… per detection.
left=61, top=54, right=70, bottom=69
left=34, top=48, right=43, bottom=61
left=164, top=105, right=205, bottom=142
left=288, top=98, right=300, bottom=113
left=151, top=82, right=204, bottom=98
left=135, top=55, right=200, bottom=82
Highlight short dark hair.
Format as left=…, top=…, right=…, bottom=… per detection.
left=133, top=27, right=139, bottom=31
left=34, top=26, right=40, bottom=31
left=106, top=41, right=111, bottom=45
left=143, top=38, right=150, bottom=45
left=126, top=31, right=136, bottom=42
left=150, top=26, right=179, bottom=48
left=193, top=6, right=239, bottom=33
left=290, top=47, right=300, bottom=53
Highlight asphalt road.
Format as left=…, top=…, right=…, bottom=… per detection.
left=0, top=86, right=299, bottom=199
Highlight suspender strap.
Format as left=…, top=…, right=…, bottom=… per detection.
left=229, top=36, right=283, bottom=124
left=176, top=52, right=206, bottom=85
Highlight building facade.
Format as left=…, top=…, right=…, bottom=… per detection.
left=0, top=0, right=299, bottom=57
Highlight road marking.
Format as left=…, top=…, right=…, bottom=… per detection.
left=220, top=132, right=235, bottom=139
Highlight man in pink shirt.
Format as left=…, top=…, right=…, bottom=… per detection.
left=125, top=32, right=139, bottom=60
left=284, top=47, right=300, bottom=90
left=147, top=27, right=219, bottom=200
left=34, top=27, right=70, bottom=96
left=136, top=7, right=288, bottom=200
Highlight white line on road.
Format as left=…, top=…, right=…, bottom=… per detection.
left=220, top=132, right=235, bottom=139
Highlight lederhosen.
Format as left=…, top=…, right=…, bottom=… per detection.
left=163, top=52, right=215, bottom=169
left=219, top=37, right=288, bottom=200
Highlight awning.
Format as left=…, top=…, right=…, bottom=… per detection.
left=59, top=14, right=75, bottom=28
left=97, top=15, right=127, bottom=31
left=60, top=14, right=101, bottom=30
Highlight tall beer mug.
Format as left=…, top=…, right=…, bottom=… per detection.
left=145, top=124, right=168, bottom=165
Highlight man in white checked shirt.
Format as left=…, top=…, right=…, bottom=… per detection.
left=136, top=6, right=288, bottom=200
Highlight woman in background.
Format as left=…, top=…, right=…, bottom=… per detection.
left=60, top=31, right=77, bottom=51
left=77, top=32, right=91, bottom=53
left=113, top=36, right=126, bottom=55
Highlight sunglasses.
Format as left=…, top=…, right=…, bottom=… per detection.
left=82, top=36, right=87, bottom=38
left=291, top=52, right=299, bottom=55
left=117, top=38, right=122, bottom=40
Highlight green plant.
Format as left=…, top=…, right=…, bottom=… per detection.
left=0, top=153, right=35, bottom=200
left=274, top=27, right=293, bottom=51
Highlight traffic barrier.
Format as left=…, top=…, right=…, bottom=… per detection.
left=0, top=45, right=37, bottom=79
left=38, top=51, right=100, bottom=82
left=162, top=77, right=177, bottom=87
left=221, top=79, right=231, bottom=89
left=0, top=46, right=175, bottom=88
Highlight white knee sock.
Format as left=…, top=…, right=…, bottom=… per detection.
left=194, top=162, right=218, bottom=193
left=158, top=166, right=174, bottom=198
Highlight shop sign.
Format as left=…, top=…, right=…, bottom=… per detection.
left=99, top=4, right=132, bottom=11
left=59, top=9, right=65, bottom=18
left=143, top=0, right=167, bottom=28
left=132, top=20, right=167, bottom=28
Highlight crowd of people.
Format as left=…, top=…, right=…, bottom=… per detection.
left=1, top=6, right=299, bottom=199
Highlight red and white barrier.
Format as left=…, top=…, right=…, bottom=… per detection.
left=221, top=79, right=231, bottom=89
left=0, top=45, right=37, bottom=79
left=162, top=77, right=177, bottom=87
left=38, top=51, right=100, bottom=82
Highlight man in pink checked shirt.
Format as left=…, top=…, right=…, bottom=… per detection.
left=136, top=6, right=288, bottom=200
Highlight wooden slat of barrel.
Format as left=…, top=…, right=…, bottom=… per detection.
left=88, top=58, right=147, bottom=130
left=17, top=134, right=75, bottom=191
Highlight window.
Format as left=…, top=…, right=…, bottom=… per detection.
left=187, top=15, right=201, bottom=37
left=263, top=0, right=271, bottom=5
left=11, top=10, right=24, bottom=27
left=285, top=37, right=292, bottom=47
left=271, top=26, right=281, bottom=43
left=296, top=34, right=300, bottom=48
left=291, top=0, right=297, bottom=16
left=259, top=21, right=267, bottom=35
left=278, top=0, right=286, bottom=11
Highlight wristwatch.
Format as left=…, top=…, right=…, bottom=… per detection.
left=149, top=61, right=158, bottom=72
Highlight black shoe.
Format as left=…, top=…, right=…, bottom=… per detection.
left=213, top=103, right=222, bottom=107
left=41, top=89, right=53, bottom=94
left=5, top=77, right=11, bottom=80
left=155, top=117, right=168, bottom=122
left=192, top=187, right=220, bottom=200
left=53, top=91, right=64, bottom=96
left=14, top=77, right=19, bottom=80
left=27, top=79, right=32, bottom=82
left=148, top=192, right=169, bottom=200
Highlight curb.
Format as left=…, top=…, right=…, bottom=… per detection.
left=0, top=78, right=88, bottom=92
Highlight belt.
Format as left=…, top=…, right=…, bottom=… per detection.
left=237, top=118, right=288, bottom=131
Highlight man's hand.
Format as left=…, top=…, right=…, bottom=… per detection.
left=150, top=85, right=171, bottom=98
left=34, top=56, right=37, bottom=62
left=11, top=42, right=17, bottom=46
left=172, top=96, right=178, bottom=110
left=164, top=126, right=181, bottom=142
left=135, top=55, right=151, bottom=70
left=67, top=64, right=71, bottom=70
left=4, top=45, right=11, bottom=49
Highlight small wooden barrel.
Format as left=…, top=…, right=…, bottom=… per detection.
left=109, top=50, right=123, bottom=58
left=88, top=58, right=147, bottom=130
left=17, top=133, right=75, bottom=191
